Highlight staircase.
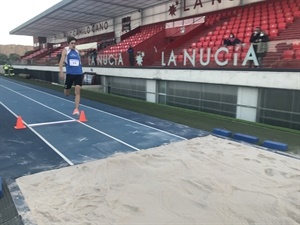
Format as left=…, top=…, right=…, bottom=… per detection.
left=273, top=18, right=300, bottom=41
left=264, top=18, right=300, bottom=68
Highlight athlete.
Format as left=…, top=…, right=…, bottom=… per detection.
left=59, top=36, right=84, bottom=115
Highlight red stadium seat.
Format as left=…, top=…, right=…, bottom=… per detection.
left=294, top=11, right=300, bottom=17
left=282, top=50, right=294, bottom=59
left=277, top=17, right=285, bottom=23
left=213, top=30, right=219, bottom=36
left=191, top=43, right=197, bottom=48
left=211, top=46, right=219, bottom=53
left=177, top=54, right=184, bottom=62
left=216, top=52, right=225, bottom=61
left=215, top=40, right=222, bottom=46
left=227, top=46, right=234, bottom=53
left=292, top=43, right=300, bottom=50
left=295, top=50, right=300, bottom=59
left=203, top=42, right=209, bottom=48
left=245, top=27, right=252, bottom=32
left=278, top=22, right=287, bottom=30
left=261, top=24, right=269, bottom=30
left=269, top=24, right=277, bottom=29
left=286, top=17, right=294, bottom=23
left=217, top=35, right=223, bottom=40
left=196, top=42, right=203, bottom=48
left=210, top=36, right=217, bottom=41
left=269, top=18, right=276, bottom=24
left=224, top=52, right=233, bottom=60
left=207, top=31, right=213, bottom=36
left=232, top=28, right=238, bottom=34
left=269, top=29, right=278, bottom=37
left=208, top=41, right=215, bottom=48
left=237, top=32, right=245, bottom=40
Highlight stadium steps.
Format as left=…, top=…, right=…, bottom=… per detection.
left=273, top=18, right=300, bottom=40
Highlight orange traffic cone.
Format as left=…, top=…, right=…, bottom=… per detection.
left=78, top=110, right=87, bottom=122
left=14, top=116, right=26, bottom=129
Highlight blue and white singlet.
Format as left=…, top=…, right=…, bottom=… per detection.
left=64, top=47, right=83, bottom=75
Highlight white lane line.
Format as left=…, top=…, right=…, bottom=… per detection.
left=1, top=78, right=187, bottom=140
left=28, top=119, right=76, bottom=127
left=0, top=101, right=74, bottom=166
left=0, top=84, right=140, bottom=151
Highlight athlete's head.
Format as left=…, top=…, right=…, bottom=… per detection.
left=67, top=36, right=77, bottom=49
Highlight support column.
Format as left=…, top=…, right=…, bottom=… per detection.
left=146, top=80, right=157, bottom=103
left=236, top=87, right=258, bottom=122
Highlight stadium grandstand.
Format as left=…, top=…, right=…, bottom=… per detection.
left=5, top=0, right=300, bottom=130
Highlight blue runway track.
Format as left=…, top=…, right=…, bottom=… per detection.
left=0, top=77, right=208, bottom=183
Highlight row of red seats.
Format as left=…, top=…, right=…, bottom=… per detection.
left=188, top=45, right=250, bottom=53
left=218, top=21, right=290, bottom=31
left=292, top=43, right=300, bottom=50
left=282, top=50, right=300, bottom=59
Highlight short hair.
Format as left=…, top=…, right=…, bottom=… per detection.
left=67, top=36, right=77, bottom=44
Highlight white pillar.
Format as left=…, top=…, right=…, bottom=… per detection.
left=236, top=87, right=258, bottom=122
left=146, top=80, right=157, bottom=103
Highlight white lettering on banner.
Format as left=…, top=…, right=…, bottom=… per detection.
left=242, top=45, right=258, bottom=66
left=47, top=20, right=113, bottom=44
left=117, top=53, right=124, bottom=65
left=109, top=55, right=115, bottom=65
left=168, top=51, right=176, bottom=66
left=161, top=52, right=166, bottom=66
left=97, top=45, right=258, bottom=67
left=184, top=49, right=196, bottom=67
left=160, top=45, right=258, bottom=67
left=97, top=53, right=124, bottom=66
left=215, top=47, right=228, bottom=66
left=200, top=48, right=210, bottom=66
left=184, top=0, right=222, bottom=11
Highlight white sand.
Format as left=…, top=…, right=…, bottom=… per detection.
left=16, top=135, right=300, bottom=225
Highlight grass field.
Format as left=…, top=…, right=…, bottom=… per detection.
left=7, top=76, right=300, bottom=154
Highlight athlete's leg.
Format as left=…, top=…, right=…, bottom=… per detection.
left=64, top=74, right=72, bottom=96
left=72, top=75, right=83, bottom=115
left=74, top=85, right=81, bottom=110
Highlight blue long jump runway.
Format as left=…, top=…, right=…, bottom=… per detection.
left=0, top=77, right=208, bottom=177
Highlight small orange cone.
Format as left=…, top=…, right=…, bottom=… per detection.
left=14, top=116, right=26, bottom=129
left=78, top=110, right=87, bottom=122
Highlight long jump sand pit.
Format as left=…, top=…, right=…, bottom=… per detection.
left=16, top=135, right=300, bottom=225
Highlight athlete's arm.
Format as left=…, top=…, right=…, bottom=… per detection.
left=59, top=49, right=67, bottom=79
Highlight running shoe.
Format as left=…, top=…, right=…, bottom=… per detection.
left=72, top=109, right=80, bottom=115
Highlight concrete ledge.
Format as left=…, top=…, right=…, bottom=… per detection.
left=263, top=140, right=288, bottom=152
left=233, top=133, right=259, bottom=144
left=212, top=128, right=232, bottom=137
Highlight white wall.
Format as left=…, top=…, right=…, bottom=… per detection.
left=12, top=65, right=300, bottom=91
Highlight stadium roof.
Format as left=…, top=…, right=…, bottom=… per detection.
left=10, top=0, right=170, bottom=37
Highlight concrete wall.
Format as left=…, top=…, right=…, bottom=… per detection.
left=12, top=65, right=300, bottom=91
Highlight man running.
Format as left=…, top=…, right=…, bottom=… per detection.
left=59, top=36, right=83, bottom=115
